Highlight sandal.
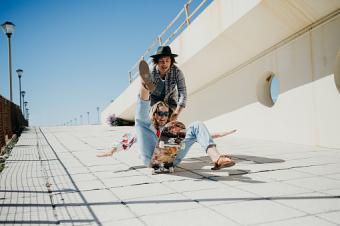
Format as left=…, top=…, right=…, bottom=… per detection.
left=211, top=154, right=235, bottom=170
left=139, top=60, right=155, bottom=92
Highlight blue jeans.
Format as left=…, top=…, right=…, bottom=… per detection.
left=135, top=96, right=216, bottom=166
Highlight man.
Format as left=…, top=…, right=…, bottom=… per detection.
left=139, top=45, right=187, bottom=121
left=137, top=70, right=235, bottom=170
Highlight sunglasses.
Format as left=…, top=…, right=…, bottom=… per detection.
left=156, top=111, right=169, bottom=117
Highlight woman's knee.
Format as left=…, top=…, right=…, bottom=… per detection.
left=187, top=121, right=205, bottom=131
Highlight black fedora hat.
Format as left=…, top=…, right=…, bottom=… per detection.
left=150, top=46, right=178, bottom=58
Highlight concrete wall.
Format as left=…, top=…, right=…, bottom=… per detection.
left=196, top=16, right=340, bottom=148
left=102, top=0, right=340, bottom=148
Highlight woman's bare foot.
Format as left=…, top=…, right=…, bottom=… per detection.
left=211, top=129, right=237, bottom=139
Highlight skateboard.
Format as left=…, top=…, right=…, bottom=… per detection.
left=150, top=121, right=186, bottom=174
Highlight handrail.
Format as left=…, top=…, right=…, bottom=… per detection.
left=128, top=0, right=210, bottom=84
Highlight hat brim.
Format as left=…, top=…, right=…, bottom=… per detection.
left=150, top=53, right=178, bottom=58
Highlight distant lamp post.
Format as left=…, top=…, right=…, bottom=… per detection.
left=1, top=21, right=15, bottom=101
left=21, top=91, right=26, bottom=115
left=96, top=107, right=100, bottom=124
left=87, top=111, right=90, bottom=124
left=16, top=69, right=23, bottom=111
left=80, top=114, right=83, bottom=125
left=25, top=108, right=29, bottom=121
left=23, top=101, right=28, bottom=119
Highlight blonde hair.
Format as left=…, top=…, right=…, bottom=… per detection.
left=149, top=101, right=170, bottom=129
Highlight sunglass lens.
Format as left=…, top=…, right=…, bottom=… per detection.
left=157, top=111, right=169, bottom=117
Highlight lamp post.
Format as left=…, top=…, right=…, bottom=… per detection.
left=21, top=91, right=25, bottom=114
left=25, top=108, right=29, bottom=121
left=96, top=107, right=100, bottom=124
left=16, top=69, right=23, bottom=111
left=87, top=112, right=90, bottom=125
left=80, top=114, right=83, bottom=125
left=1, top=21, right=15, bottom=101
left=23, top=101, right=28, bottom=119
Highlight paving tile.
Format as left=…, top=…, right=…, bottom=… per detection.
left=321, top=188, right=340, bottom=196
left=125, top=193, right=200, bottom=216
left=0, top=207, right=56, bottom=222
left=295, top=163, right=340, bottom=176
left=211, top=199, right=305, bottom=225
left=110, top=183, right=174, bottom=200
left=275, top=192, right=340, bottom=214
left=141, top=207, right=238, bottom=226
left=74, top=179, right=105, bottom=191
left=105, top=218, right=145, bottom=226
left=101, top=175, right=154, bottom=188
left=93, top=169, right=141, bottom=179
left=253, top=169, right=314, bottom=181
left=90, top=163, right=132, bottom=172
left=2, top=125, right=340, bottom=225
left=54, top=206, right=94, bottom=221
left=285, top=176, right=340, bottom=191
left=162, top=178, right=226, bottom=193
left=317, top=211, right=340, bottom=225
left=182, top=186, right=259, bottom=206
left=256, top=215, right=337, bottom=226
left=52, top=191, right=84, bottom=204
left=90, top=204, right=136, bottom=222
left=236, top=181, right=312, bottom=197
left=324, top=173, right=340, bottom=181
left=214, top=172, right=275, bottom=186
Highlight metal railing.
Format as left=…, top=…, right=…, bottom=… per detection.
left=128, top=0, right=211, bottom=84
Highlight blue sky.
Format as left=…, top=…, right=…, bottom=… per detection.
left=0, top=0, right=194, bottom=126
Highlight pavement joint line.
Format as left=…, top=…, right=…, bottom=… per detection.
left=38, top=128, right=104, bottom=226
left=34, top=128, right=60, bottom=222
left=115, top=160, right=243, bottom=224
left=68, top=131, right=243, bottom=223
left=177, top=164, right=340, bottom=224
left=46, top=128, right=148, bottom=226
left=5, top=126, right=339, bottom=225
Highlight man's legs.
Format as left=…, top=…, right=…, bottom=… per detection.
left=135, top=85, right=157, bottom=166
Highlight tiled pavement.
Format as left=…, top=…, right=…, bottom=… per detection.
left=0, top=125, right=340, bottom=225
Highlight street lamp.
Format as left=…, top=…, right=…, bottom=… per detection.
left=23, top=101, right=28, bottom=119
left=80, top=114, right=83, bottom=125
left=16, top=69, right=23, bottom=111
left=21, top=91, right=25, bottom=113
left=87, top=111, right=90, bottom=124
left=96, top=107, right=100, bottom=124
left=25, top=108, right=29, bottom=121
left=1, top=21, right=15, bottom=101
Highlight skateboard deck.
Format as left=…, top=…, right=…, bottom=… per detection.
left=150, top=121, right=186, bottom=174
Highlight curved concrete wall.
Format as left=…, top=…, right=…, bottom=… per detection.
left=191, top=16, right=340, bottom=148
left=102, top=0, right=340, bottom=148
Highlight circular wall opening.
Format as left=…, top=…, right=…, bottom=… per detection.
left=257, top=72, right=280, bottom=107
left=335, top=49, right=340, bottom=93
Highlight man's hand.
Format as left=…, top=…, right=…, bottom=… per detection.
left=170, top=112, right=179, bottom=121
left=170, top=106, right=184, bottom=121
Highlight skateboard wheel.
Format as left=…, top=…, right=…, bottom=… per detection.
left=151, top=169, right=156, bottom=175
left=159, top=141, right=165, bottom=148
